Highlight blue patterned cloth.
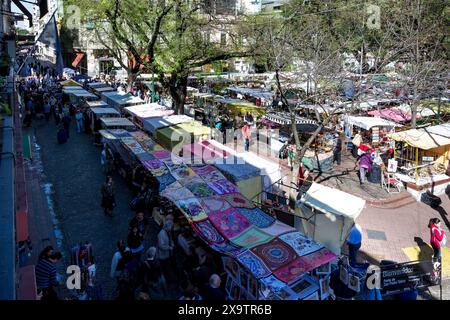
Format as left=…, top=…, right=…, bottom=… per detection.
left=236, top=207, right=276, bottom=228
left=156, top=173, right=176, bottom=191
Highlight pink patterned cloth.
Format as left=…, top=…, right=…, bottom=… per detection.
left=208, top=207, right=251, bottom=239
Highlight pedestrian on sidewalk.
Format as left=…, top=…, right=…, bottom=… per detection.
left=35, top=247, right=63, bottom=301
left=127, top=223, right=145, bottom=259
left=101, top=176, right=116, bottom=217
left=242, top=122, right=250, bottom=152
left=357, top=150, right=372, bottom=185
left=429, top=218, right=446, bottom=260
left=346, top=223, right=363, bottom=267
left=62, top=113, right=71, bottom=138
left=333, top=133, right=343, bottom=165
left=75, top=108, right=84, bottom=133
left=157, top=219, right=174, bottom=275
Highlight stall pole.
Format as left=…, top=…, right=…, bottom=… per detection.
left=415, top=147, right=419, bottom=183
left=151, top=72, right=155, bottom=103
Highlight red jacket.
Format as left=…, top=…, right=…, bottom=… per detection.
left=430, top=224, right=445, bottom=249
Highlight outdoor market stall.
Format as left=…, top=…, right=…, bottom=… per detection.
left=61, top=79, right=82, bottom=87
left=88, top=107, right=121, bottom=132
left=182, top=139, right=236, bottom=164
left=124, top=103, right=174, bottom=129
left=85, top=100, right=110, bottom=108
left=100, top=117, right=137, bottom=131
left=213, top=155, right=263, bottom=203
left=296, top=182, right=366, bottom=255
left=101, top=128, right=338, bottom=300
left=104, top=92, right=145, bottom=111
left=388, top=125, right=450, bottom=200
left=344, top=115, right=401, bottom=151
left=142, top=115, right=194, bottom=135
left=155, top=121, right=211, bottom=152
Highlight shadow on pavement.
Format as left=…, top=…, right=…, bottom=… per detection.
left=413, top=237, right=434, bottom=262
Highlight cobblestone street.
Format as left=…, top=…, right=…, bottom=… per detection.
left=30, top=118, right=136, bottom=299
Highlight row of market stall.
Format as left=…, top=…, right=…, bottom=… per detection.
left=100, top=127, right=338, bottom=300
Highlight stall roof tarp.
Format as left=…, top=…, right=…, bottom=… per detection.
left=236, top=152, right=282, bottom=185
left=156, top=121, right=211, bottom=150
left=87, top=100, right=110, bottom=108
left=214, top=156, right=262, bottom=181
left=124, top=103, right=174, bottom=119
left=61, top=79, right=82, bottom=87
left=143, top=115, right=194, bottom=134
left=70, top=91, right=98, bottom=99
left=101, top=117, right=136, bottom=128
left=226, top=86, right=274, bottom=100
left=183, top=139, right=236, bottom=162
left=346, top=116, right=402, bottom=130
left=396, top=103, right=436, bottom=118
left=300, top=182, right=366, bottom=219
left=367, top=107, right=417, bottom=123
left=425, top=123, right=450, bottom=139
left=94, top=86, right=115, bottom=93
left=87, top=82, right=109, bottom=89
left=388, top=128, right=450, bottom=150
left=90, top=107, right=120, bottom=116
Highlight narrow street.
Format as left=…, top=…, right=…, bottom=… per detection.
left=29, top=117, right=135, bottom=299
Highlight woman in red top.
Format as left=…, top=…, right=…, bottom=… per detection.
left=429, top=218, right=445, bottom=259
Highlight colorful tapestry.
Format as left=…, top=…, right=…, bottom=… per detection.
left=200, top=196, right=233, bottom=215
left=273, top=257, right=311, bottom=284
left=260, top=221, right=296, bottom=237
left=208, top=208, right=252, bottom=239
left=172, top=166, right=197, bottom=180
left=162, top=186, right=194, bottom=202
left=207, top=179, right=240, bottom=195
left=279, top=232, right=324, bottom=257
left=236, top=207, right=275, bottom=229
left=191, top=164, right=216, bottom=176
left=136, top=152, right=155, bottom=161
left=109, top=129, right=131, bottom=138
left=176, top=198, right=208, bottom=222
left=150, top=150, right=172, bottom=160
left=202, top=169, right=228, bottom=183
left=222, top=193, right=256, bottom=209
left=230, top=226, right=274, bottom=249
left=193, top=219, right=225, bottom=244
left=129, top=131, right=150, bottom=142
left=260, top=275, right=288, bottom=294
left=185, top=181, right=216, bottom=198
left=251, top=238, right=298, bottom=271
left=142, top=159, right=169, bottom=177
left=210, top=241, right=245, bottom=257
left=297, top=248, right=337, bottom=270
left=236, top=250, right=271, bottom=279
left=156, top=173, right=176, bottom=192
left=140, top=139, right=158, bottom=152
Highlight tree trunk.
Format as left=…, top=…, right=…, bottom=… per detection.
left=168, top=72, right=188, bottom=115
left=411, top=84, right=418, bottom=129
left=127, top=69, right=137, bottom=92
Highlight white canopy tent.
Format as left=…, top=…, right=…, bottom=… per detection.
left=424, top=123, right=450, bottom=139
left=86, top=100, right=110, bottom=108
left=345, top=116, right=401, bottom=130
left=143, top=115, right=194, bottom=134
left=100, top=117, right=136, bottom=129
left=90, top=107, right=120, bottom=116
left=124, top=103, right=174, bottom=119
left=297, top=182, right=366, bottom=254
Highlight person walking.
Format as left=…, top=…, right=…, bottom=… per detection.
left=357, top=150, right=372, bottom=185
left=75, top=108, right=84, bottom=133
left=43, top=99, right=51, bottom=122
left=110, top=240, right=127, bottom=279
left=35, top=248, right=63, bottom=301
left=242, top=122, right=250, bottom=152
left=157, top=219, right=174, bottom=274
left=101, top=176, right=115, bottom=217
left=346, top=223, right=363, bottom=267
left=62, top=113, right=71, bottom=138
left=429, top=218, right=446, bottom=260
left=127, top=223, right=145, bottom=258
left=333, top=133, right=343, bottom=165
left=203, top=274, right=226, bottom=301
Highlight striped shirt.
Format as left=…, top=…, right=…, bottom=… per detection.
left=35, top=259, right=58, bottom=289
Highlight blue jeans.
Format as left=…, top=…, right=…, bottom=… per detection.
left=76, top=119, right=83, bottom=133
left=348, top=242, right=361, bottom=267
left=244, top=139, right=249, bottom=151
